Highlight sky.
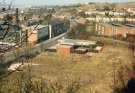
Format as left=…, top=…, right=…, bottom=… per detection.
left=2, top=0, right=134, bottom=7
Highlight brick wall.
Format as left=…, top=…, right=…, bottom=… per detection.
left=57, top=46, right=73, bottom=55
left=96, top=23, right=135, bottom=38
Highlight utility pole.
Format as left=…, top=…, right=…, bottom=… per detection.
left=8, top=0, right=15, bottom=10
left=49, top=25, right=52, bottom=39
left=15, top=8, right=22, bottom=45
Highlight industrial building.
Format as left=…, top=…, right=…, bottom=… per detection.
left=26, top=25, right=50, bottom=43
left=95, top=23, right=135, bottom=39
left=25, top=20, right=69, bottom=43
left=0, top=6, right=70, bottom=53
left=47, top=39, right=103, bottom=55
left=57, top=45, right=73, bottom=55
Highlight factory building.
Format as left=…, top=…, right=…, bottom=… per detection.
left=25, top=20, right=69, bottom=44
left=95, top=23, right=135, bottom=39
left=26, top=25, right=49, bottom=43
left=47, top=39, right=103, bottom=55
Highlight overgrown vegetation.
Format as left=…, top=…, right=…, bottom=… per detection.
left=112, top=65, right=135, bottom=93
left=67, top=22, right=135, bottom=93
left=0, top=43, right=133, bottom=93
left=67, top=23, right=96, bottom=40
left=0, top=21, right=135, bottom=93
left=0, top=64, right=81, bottom=93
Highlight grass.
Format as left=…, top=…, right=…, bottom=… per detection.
left=6, top=44, right=133, bottom=93
left=89, top=36, right=129, bottom=47
left=0, top=31, right=134, bottom=93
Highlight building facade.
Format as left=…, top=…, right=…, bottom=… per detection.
left=25, top=21, right=69, bottom=44
left=95, top=23, right=135, bottom=39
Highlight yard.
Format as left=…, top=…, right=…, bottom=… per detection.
left=4, top=44, right=134, bottom=93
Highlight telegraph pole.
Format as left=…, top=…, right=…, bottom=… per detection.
left=15, top=8, right=22, bottom=45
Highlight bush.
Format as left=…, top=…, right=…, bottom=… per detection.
left=67, top=23, right=95, bottom=40
left=0, top=65, right=81, bottom=93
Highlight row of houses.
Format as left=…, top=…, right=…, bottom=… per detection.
left=72, top=16, right=135, bottom=24
left=72, top=17, right=135, bottom=25
left=85, top=10, right=126, bottom=16
left=84, top=7, right=135, bottom=16
left=87, top=17, right=135, bottom=23
left=127, top=8, right=135, bottom=14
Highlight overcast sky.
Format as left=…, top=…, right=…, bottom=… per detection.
left=3, top=0, right=134, bottom=7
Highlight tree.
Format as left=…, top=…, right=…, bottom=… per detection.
left=104, top=6, right=110, bottom=11
left=79, top=11, right=89, bottom=18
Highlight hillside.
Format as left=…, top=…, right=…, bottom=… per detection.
left=0, top=38, right=134, bottom=93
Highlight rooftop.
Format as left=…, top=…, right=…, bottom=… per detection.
left=125, top=24, right=135, bottom=27
left=58, top=39, right=97, bottom=46
left=57, top=45, right=73, bottom=48
left=99, top=23, right=135, bottom=28
left=30, top=25, right=48, bottom=30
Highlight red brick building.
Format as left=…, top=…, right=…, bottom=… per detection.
left=126, top=34, right=135, bottom=43
left=57, top=45, right=73, bottom=55
left=95, top=23, right=135, bottom=39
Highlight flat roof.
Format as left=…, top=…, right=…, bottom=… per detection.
left=58, top=39, right=96, bottom=46
left=111, top=23, right=121, bottom=27
left=57, top=45, right=73, bottom=48
left=31, top=25, right=48, bottom=30
left=125, top=24, right=135, bottom=27
left=99, top=23, right=121, bottom=27
left=47, top=44, right=59, bottom=50
left=99, top=23, right=135, bottom=27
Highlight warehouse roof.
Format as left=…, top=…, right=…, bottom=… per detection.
left=31, top=25, right=48, bottom=30
left=58, top=39, right=96, bottom=46
left=125, top=24, right=135, bottom=27
left=57, top=45, right=73, bottom=48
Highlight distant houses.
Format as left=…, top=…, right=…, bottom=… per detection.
left=75, top=8, right=135, bottom=23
